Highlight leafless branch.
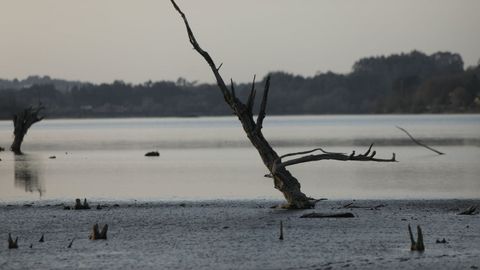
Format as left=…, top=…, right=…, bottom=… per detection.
left=246, top=75, right=256, bottom=113
left=274, top=145, right=396, bottom=172
left=255, top=76, right=270, bottom=131
left=170, top=0, right=232, bottom=104
left=280, top=147, right=344, bottom=160
left=396, top=126, right=444, bottom=155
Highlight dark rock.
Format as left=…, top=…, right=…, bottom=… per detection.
left=49, top=155, right=56, bottom=159
left=145, top=151, right=160, bottom=157
left=436, top=238, right=447, bottom=244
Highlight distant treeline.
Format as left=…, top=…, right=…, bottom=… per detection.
left=0, top=51, right=479, bottom=119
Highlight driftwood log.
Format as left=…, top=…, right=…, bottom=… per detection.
left=171, top=0, right=396, bottom=209
left=300, top=212, right=355, bottom=218
left=458, top=205, right=477, bottom=215
left=89, top=224, right=108, bottom=240
left=408, top=224, right=425, bottom=251
left=11, top=106, right=45, bottom=155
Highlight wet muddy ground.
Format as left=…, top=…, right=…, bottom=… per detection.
left=1, top=199, right=479, bottom=269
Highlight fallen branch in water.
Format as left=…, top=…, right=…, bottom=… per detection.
left=396, top=126, right=444, bottom=155
left=300, top=212, right=354, bottom=218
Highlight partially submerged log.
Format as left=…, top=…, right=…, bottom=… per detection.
left=408, top=224, right=425, bottom=251
left=89, top=224, right=108, bottom=240
left=300, top=212, right=355, bottom=218
left=342, top=202, right=386, bottom=210
left=396, top=126, right=444, bottom=155
left=458, top=205, right=477, bottom=215
left=170, top=0, right=397, bottom=209
left=74, top=198, right=91, bottom=210
left=11, top=105, right=45, bottom=155
left=8, top=233, right=18, bottom=249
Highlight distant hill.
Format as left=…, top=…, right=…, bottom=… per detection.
left=0, top=51, right=479, bottom=119
left=0, top=75, right=91, bottom=92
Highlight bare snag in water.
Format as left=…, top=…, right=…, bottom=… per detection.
left=89, top=224, right=108, bottom=240
left=408, top=224, right=425, bottom=251
left=8, top=233, right=18, bottom=249
left=170, top=0, right=397, bottom=209
left=39, top=234, right=44, bottom=243
left=396, top=126, right=444, bottom=155
left=10, top=105, right=45, bottom=155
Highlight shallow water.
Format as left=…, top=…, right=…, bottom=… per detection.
left=0, top=115, right=479, bottom=202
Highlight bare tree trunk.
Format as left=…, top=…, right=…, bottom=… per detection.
left=10, top=106, right=44, bottom=155
left=170, top=0, right=396, bottom=209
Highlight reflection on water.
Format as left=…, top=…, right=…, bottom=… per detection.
left=14, top=154, right=45, bottom=198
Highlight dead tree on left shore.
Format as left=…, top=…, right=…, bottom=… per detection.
left=10, top=106, right=45, bottom=155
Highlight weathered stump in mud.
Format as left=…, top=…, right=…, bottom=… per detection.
left=408, top=224, right=425, bottom=251
left=89, top=224, right=108, bottom=240
left=10, top=106, right=45, bottom=155
left=74, top=198, right=91, bottom=210
left=8, top=233, right=18, bottom=249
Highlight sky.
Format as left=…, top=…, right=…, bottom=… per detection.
left=0, top=0, right=479, bottom=84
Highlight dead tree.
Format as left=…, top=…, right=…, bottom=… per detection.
left=11, top=106, right=45, bottom=155
left=171, top=0, right=396, bottom=209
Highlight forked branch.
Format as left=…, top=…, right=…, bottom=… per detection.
left=274, top=144, right=396, bottom=172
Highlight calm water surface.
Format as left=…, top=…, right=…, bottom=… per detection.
left=0, top=115, right=479, bottom=202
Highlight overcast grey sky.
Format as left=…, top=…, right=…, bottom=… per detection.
left=1, top=0, right=479, bottom=84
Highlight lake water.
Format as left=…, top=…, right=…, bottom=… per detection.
left=0, top=115, right=479, bottom=202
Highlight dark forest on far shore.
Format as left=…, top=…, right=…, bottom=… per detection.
left=1, top=51, right=479, bottom=119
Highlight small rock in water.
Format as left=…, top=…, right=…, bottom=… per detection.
left=145, top=151, right=160, bottom=157
left=49, top=156, right=56, bottom=159
left=0, top=146, right=4, bottom=152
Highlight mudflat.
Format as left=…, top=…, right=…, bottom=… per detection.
left=1, top=199, right=479, bottom=269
